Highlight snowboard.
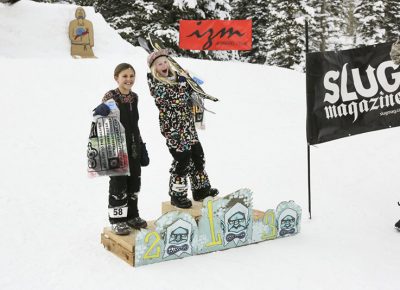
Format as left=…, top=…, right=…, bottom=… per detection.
left=87, top=99, right=130, bottom=177
left=138, top=34, right=219, bottom=102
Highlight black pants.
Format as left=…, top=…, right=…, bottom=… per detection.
left=169, top=142, right=211, bottom=197
left=169, top=142, right=205, bottom=175
left=108, top=155, right=141, bottom=223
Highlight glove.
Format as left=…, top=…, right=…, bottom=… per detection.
left=178, top=75, right=187, bottom=88
left=140, top=142, right=150, bottom=166
left=93, top=103, right=110, bottom=117
left=178, top=75, right=187, bottom=83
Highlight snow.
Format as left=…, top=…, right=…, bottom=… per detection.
left=0, top=1, right=399, bottom=290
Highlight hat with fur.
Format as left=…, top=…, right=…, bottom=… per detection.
left=147, top=49, right=169, bottom=68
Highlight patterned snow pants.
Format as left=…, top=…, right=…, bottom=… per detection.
left=168, top=142, right=211, bottom=197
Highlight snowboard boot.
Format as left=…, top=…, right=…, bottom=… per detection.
left=169, top=174, right=192, bottom=208
left=126, top=192, right=147, bottom=229
left=189, top=169, right=217, bottom=201
left=127, top=217, right=148, bottom=229
left=171, top=194, right=192, bottom=208
left=395, top=219, right=400, bottom=231
left=193, top=187, right=219, bottom=201
left=111, top=222, right=131, bottom=235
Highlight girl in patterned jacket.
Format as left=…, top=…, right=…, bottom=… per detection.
left=147, top=49, right=218, bottom=208
left=93, top=63, right=149, bottom=235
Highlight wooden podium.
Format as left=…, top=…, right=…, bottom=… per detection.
left=101, top=189, right=301, bottom=267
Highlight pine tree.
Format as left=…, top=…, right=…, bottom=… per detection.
left=268, top=0, right=305, bottom=68
left=343, top=0, right=357, bottom=46
left=75, top=0, right=96, bottom=6
left=307, top=0, right=348, bottom=52
left=383, top=0, right=400, bottom=42
left=232, top=0, right=272, bottom=64
left=305, top=0, right=325, bottom=52
left=325, top=0, right=347, bottom=50
left=354, top=0, right=384, bottom=45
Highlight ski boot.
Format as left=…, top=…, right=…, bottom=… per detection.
left=111, top=222, right=131, bottom=235
left=127, top=217, right=148, bottom=229
left=193, top=187, right=219, bottom=201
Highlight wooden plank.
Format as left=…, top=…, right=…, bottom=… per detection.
left=102, top=228, right=136, bottom=251
left=101, top=232, right=134, bottom=266
left=102, top=221, right=156, bottom=249
left=161, top=200, right=203, bottom=219
left=101, top=221, right=156, bottom=267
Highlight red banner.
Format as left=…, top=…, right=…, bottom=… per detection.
left=179, top=20, right=252, bottom=51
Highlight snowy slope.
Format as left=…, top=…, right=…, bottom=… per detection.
left=0, top=0, right=143, bottom=58
left=0, top=1, right=399, bottom=290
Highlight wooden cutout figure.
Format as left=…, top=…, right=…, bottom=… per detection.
left=69, top=7, right=95, bottom=58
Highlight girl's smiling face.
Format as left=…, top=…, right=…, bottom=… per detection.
left=115, top=68, right=135, bottom=93
left=154, top=56, right=170, bottom=77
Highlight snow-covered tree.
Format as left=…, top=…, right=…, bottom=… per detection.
left=343, top=0, right=357, bottom=47
left=307, top=0, right=347, bottom=52
left=325, top=0, right=347, bottom=50
left=383, top=0, right=400, bottom=42
left=354, top=0, right=384, bottom=45
left=232, top=0, right=272, bottom=64
left=268, top=0, right=305, bottom=68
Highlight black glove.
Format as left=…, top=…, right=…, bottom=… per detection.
left=178, top=75, right=187, bottom=82
left=93, top=103, right=110, bottom=117
left=140, top=142, right=150, bottom=166
left=178, top=75, right=187, bottom=87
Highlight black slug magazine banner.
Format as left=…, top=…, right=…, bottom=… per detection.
left=306, top=42, right=400, bottom=145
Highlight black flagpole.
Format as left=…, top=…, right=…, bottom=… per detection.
left=305, top=20, right=312, bottom=219
left=307, top=144, right=311, bottom=219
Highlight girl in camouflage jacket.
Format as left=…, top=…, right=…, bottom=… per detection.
left=147, top=49, right=218, bottom=208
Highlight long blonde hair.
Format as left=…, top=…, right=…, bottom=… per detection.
left=150, top=58, right=177, bottom=85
